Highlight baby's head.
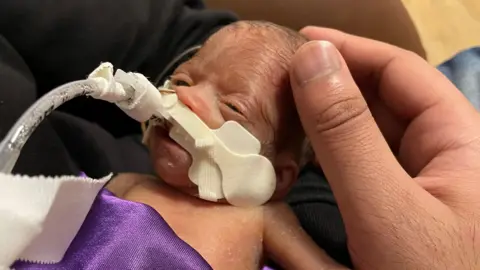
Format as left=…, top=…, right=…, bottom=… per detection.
left=148, top=21, right=309, bottom=200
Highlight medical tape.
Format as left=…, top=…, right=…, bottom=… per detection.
left=154, top=92, right=276, bottom=207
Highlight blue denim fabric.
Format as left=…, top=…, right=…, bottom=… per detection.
left=438, top=47, right=480, bottom=109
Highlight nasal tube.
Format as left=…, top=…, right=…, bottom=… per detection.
left=0, top=63, right=157, bottom=173
left=0, top=81, right=99, bottom=173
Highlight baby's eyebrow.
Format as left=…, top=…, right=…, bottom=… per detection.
left=185, top=54, right=205, bottom=70
left=174, top=55, right=204, bottom=77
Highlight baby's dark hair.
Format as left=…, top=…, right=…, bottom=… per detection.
left=226, top=21, right=308, bottom=74
left=219, top=21, right=312, bottom=165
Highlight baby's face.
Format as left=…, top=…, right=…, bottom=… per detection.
left=148, top=22, right=304, bottom=199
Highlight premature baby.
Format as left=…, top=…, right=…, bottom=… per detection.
left=108, top=21, right=340, bottom=269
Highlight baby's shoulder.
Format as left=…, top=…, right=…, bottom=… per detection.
left=107, top=173, right=264, bottom=227
left=106, top=173, right=153, bottom=198
left=107, top=173, right=266, bottom=269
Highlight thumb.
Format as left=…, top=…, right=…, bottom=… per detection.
left=290, top=41, right=412, bottom=219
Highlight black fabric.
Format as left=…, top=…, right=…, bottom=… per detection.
left=0, top=0, right=351, bottom=267
left=0, top=0, right=237, bottom=138
left=287, top=163, right=352, bottom=267
left=48, top=112, right=155, bottom=178
left=0, top=36, right=36, bottom=139
left=0, top=36, right=80, bottom=176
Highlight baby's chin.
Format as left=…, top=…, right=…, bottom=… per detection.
left=148, top=126, right=233, bottom=205
left=149, top=125, right=194, bottom=189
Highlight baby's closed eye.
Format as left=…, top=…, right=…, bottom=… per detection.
left=171, top=75, right=244, bottom=116
left=170, top=77, right=191, bottom=87
left=224, top=102, right=241, bottom=114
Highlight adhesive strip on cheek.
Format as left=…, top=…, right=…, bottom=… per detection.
left=168, top=104, right=215, bottom=148
left=154, top=87, right=276, bottom=207
left=206, top=129, right=276, bottom=207
left=213, top=121, right=261, bottom=155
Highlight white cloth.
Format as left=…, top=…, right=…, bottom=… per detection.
left=0, top=173, right=111, bottom=268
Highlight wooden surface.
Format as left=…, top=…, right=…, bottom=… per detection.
left=204, top=0, right=426, bottom=58
left=402, top=0, right=480, bottom=65
left=204, top=0, right=480, bottom=65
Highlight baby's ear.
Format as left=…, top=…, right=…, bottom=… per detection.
left=272, top=152, right=299, bottom=200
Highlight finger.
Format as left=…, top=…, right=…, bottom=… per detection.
left=299, top=27, right=480, bottom=175
left=299, top=27, right=477, bottom=120
left=300, top=27, right=409, bottom=152
left=290, top=41, right=419, bottom=222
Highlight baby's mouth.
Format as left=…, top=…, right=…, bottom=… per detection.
left=149, top=116, right=173, bottom=134
left=149, top=116, right=195, bottom=190
left=149, top=116, right=190, bottom=158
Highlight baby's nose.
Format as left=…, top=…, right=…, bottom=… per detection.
left=175, top=85, right=224, bottom=129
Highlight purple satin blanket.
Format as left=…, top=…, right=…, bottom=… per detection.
left=13, top=189, right=212, bottom=270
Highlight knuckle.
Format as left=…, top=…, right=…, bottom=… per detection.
left=312, top=93, right=370, bottom=135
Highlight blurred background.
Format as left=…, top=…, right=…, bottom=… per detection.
left=402, top=0, right=480, bottom=66
left=205, top=0, right=480, bottom=66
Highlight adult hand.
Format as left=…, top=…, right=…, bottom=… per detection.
left=290, top=26, right=480, bottom=269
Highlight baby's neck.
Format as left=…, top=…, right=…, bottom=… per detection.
left=108, top=173, right=265, bottom=269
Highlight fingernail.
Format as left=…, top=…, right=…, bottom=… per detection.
left=293, top=41, right=341, bottom=86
